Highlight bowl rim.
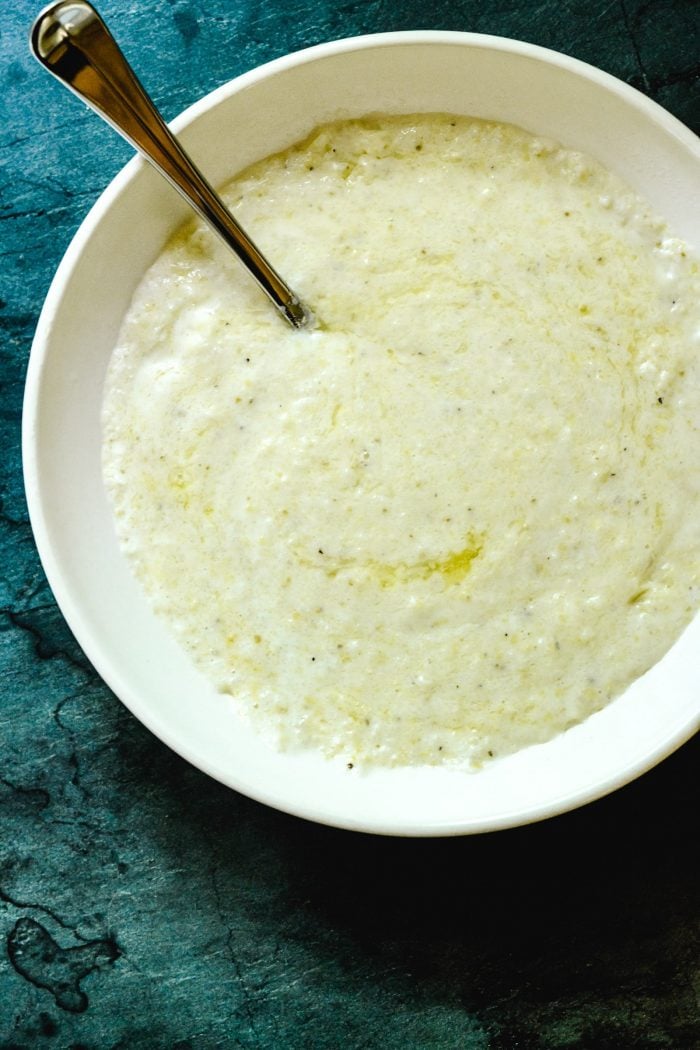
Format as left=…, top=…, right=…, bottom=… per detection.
left=23, top=30, right=700, bottom=836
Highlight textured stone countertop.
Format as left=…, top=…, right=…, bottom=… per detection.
left=1, top=1, right=698, bottom=1046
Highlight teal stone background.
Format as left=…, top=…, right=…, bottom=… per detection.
left=1, top=0, right=699, bottom=1045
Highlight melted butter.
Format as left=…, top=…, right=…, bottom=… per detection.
left=318, top=535, right=482, bottom=587
left=103, top=115, right=700, bottom=769
left=375, top=538, right=482, bottom=587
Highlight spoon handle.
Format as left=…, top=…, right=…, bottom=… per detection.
left=30, top=0, right=309, bottom=329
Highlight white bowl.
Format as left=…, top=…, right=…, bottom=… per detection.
left=23, top=31, right=700, bottom=835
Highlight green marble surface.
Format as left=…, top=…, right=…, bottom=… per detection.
left=1, top=0, right=699, bottom=1045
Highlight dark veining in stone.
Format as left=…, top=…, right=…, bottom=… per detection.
left=3, top=606, right=90, bottom=671
left=630, top=61, right=700, bottom=95
left=173, top=8, right=201, bottom=44
left=1, top=885, right=87, bottom=938
left=619, top=0, right=651, bottom=90
left=0, top=778, right=50, bottom=812
left=7, top=918, right=120, bottom=1013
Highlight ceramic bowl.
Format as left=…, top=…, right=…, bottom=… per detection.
left=23, top=31, right=700, bottom=835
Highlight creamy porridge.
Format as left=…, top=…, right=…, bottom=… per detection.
left=103, top=115, right=700, bottom=768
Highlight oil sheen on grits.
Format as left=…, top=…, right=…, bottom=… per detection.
left=103, top=115, right=700, bottom=769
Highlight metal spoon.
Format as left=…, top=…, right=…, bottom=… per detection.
left=30, top=0, right=310, bottom=329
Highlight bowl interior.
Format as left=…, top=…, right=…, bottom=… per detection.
left=24, top=33, right=700, bottom=834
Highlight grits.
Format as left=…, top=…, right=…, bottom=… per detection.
left=103, top=115, right=700, bottom=768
